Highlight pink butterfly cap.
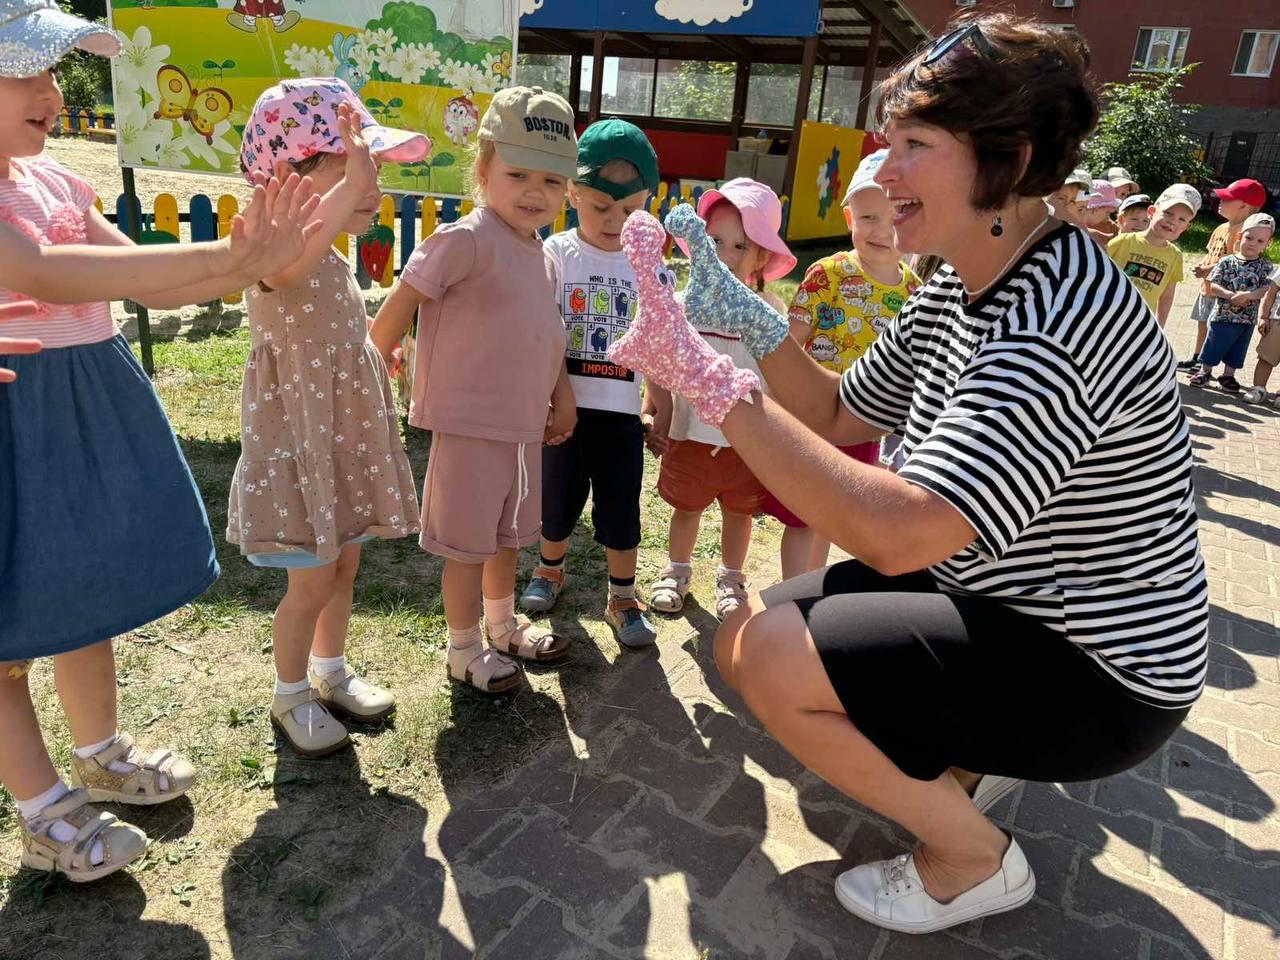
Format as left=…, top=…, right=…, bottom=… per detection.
left=239, top=77, right=430, bottom=182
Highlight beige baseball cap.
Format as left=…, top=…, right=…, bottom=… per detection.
left=478, top=85, right=578, bottom=178
left=1154, top=183, right=1202, bottom=216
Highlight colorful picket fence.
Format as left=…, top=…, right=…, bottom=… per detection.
left=98, top=183, right=790, bottom=302
left=57, top=107, right=116, bottom=139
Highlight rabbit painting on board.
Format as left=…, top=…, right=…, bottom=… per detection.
left=333, top=33, right=367, bottom=92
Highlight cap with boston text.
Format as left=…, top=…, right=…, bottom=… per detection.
left=478, top=85, right=578, bottom=179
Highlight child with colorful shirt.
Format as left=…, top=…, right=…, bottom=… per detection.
left=1178, top=178, right=1266, bottom=372
left=228, top=79, right=427, bottom=756
left=0, top=4, right=318, bottom=883
left=371, top=86, right=578, bottom=693
left=518, top=118, right=662, bottom=648
left=644, top=178, right=795, bottom=619
left=764, top=150, right=919, bottom=578
left=1191, top=213, right=1276, bottom=391
left=1107, top=184, right=1200, bottom=328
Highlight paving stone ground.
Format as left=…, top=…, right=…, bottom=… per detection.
left=315, top=277, right=1280, bottom=959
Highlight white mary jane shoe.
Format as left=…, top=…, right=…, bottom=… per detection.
left=834, top=834, right=1035, bottom=934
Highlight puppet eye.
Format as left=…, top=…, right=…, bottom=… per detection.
left=653, top=265, right=675, bottom=288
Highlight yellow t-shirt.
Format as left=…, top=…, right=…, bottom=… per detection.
left=1107, top=231, right=1184, bottom=314
left=1201, top=221, right=1241, bottom=296
left=788, top=251, right=921, bottom=373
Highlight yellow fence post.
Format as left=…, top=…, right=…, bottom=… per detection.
left=333, top=232, right=349, bottom=259
left=460, top=199, right=474, bottom=218
left=216, top=194, right=242, bottom=304
left=377, top=194, right=396, bottom=287
left=419, top=197, right=437, bottom=241
left=153, top=193, right=180, bottom=241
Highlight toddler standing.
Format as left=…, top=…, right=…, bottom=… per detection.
left=1107, top=184, right=1200, bottom=329
left=228, top=79, right=427, bottom=755
left=372, top=86, right=578, bottom=693
left=0, top=5, right=317, bottom=882
left=645, top=178, right=795, bottom=619
left=1190, top=213, right=1276, bottom=391
left=764, top=150, right=919, bottom=578
left=518, top=118, right=662, bottom=648
left=1116, top=193, right=1152, bottom=234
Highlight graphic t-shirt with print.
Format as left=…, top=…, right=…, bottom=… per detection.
left=1200, top=221, right=1242, bottom=297
left=1107, top=231, right=1184, bottom=314
left=788, top=251, right=920, bottom=373
left=1207, top=254, right=1275, bottom=324
left=543, top=229, right=642, bottom=416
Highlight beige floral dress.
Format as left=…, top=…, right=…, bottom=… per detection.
left=227, top=252, right=420, bottom=563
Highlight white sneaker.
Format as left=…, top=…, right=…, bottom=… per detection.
left=834, top=835, right=1035, bottom=934
left=1243, top=386, right=1268, bottom=403
left=971, top=775, right=1021, bottom=814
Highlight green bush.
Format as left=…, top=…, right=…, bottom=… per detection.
left=57, top=52, right=104, bottom=110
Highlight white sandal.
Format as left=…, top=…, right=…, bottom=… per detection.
left=650, top=564, right=692, bottom=613
left=69, top=733, right=196, bottom=806
left=448, top=643, right=524, bottom=694
left=270, top=689, right=351, bottom=757
left=714, top=567, right=749, bottom=621
left=19, top=788, right=147, bottom=883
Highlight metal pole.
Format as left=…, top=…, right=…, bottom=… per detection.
left=120, top=166, right=154, bottom=376
left=588, top=30, right=605, bottom=121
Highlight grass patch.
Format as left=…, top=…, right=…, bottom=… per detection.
left=1179, top=215, right=1280, bottom=260
left=1, top=317, right=784, bottom=953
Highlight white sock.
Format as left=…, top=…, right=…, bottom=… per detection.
left=243, top=14, right=256, bottom=26
left=483, top=594, right=517, bottom=636
left=20, top=780, right=104, bottom=866
left=73, top=735, right=117, bottom=760
left=448, top=623, right=484, bottom=651
left=275, top=675, right=326, bottom=726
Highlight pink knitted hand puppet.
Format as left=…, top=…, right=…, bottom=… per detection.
left=608, top=210, right=759, bottom=427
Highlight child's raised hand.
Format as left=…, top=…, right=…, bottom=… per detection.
left=336, top=103, right=378, bottom=197
left=229, top=172, right=324, bottom=279
left=0, top=301, right=43, bottom=383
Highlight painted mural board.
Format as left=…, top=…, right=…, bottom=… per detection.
left=787, top=120, right=871, bottom=242
left=107, top=0, right=520, bottom=195
left=520, top=0, right=821, bottom=37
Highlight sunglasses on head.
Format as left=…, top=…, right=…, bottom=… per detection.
left=919, top=23, right=995, bottom=69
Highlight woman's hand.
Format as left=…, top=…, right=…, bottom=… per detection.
left=0, top=301, right=43, bottom=382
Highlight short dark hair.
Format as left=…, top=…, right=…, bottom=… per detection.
left=288, top=153, right=332, bottom=177
left=876, top=13, right=1099, bottom=211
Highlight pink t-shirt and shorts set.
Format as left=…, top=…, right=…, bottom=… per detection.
left=401, top=207, right=568, bottom=563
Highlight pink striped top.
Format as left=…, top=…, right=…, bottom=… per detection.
left=0, top=154, right=115, bottom=349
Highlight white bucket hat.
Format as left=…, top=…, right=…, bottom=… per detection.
left=0, top=0, right=122, bottom=78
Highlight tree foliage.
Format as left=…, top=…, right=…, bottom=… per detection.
left=655, top=60, right=735, bottom=122
left=1085, top=65, right=1211, bottom=198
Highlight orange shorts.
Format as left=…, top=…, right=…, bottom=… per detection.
left=658, top=440, right=765, bottom=516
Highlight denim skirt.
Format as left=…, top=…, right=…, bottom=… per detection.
left=0, top=336, right=219, bottom=661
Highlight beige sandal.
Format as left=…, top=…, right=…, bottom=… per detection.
left=310, top=664, right=396, bottom=723
left=69, top=733, right=196, bottom=806
left=650, top=564, right=692, bottom=614
left=448, top=644, right=524, bottom=695
left=714, top=568, right=749, bottom=621
left=270, top=689, right=351, bottom=757
left=19, top=788, right=147, bottom=883
left=486, top=615, right=571, bottom=662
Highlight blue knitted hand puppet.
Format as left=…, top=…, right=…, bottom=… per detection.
left=664, top=203, right=790, bottom=359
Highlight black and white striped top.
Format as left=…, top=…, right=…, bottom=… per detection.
left=841, top=224, right=1208, bottom=705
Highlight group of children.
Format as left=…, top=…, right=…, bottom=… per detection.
left=1050, top=165, right=1279, bottom=397
left=3, top=1, right=1278, bottom=888
left=0, top=0, right=927, bottom=884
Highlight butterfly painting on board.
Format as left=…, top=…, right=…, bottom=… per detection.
left=153, top=65, right=233, bottom=145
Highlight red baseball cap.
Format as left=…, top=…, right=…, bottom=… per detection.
left=1213, top=179, right=1267, bottom=209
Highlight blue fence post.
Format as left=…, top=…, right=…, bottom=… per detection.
left=439, top=197, right=461, bottom=223
left=188, top=194, right=216, bottom=242
left=398, top=194, right=417, bottom=272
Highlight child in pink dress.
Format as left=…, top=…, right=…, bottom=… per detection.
left=229, top=78, right=429, bottom=756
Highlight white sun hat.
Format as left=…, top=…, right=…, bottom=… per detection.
left=0, top=0, right=122, bottom=79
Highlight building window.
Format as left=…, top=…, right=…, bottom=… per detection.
left=1133, top=27, right=1190, bottom=72
left=745, top=63, right=821, bottom=128
left=653, top=59, right=736, bottom=122
left=1233, top=31, right=1280, bottom=77
left=517, top=53, right=571, bottom=100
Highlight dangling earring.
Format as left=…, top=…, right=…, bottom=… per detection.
left=990, top=214, right=1004, bottom=238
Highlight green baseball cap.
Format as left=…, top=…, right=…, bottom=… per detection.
left=575, top=118, right=659, bottom=201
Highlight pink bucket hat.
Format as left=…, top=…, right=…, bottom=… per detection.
left=1087, top=179, right=1120, bottom=211
left=685, top=177, right=797, bottom=281
left=240, top=77, right=430, bottom=182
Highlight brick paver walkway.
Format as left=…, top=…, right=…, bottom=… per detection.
left=313, top=284, right=1279, bottom=959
